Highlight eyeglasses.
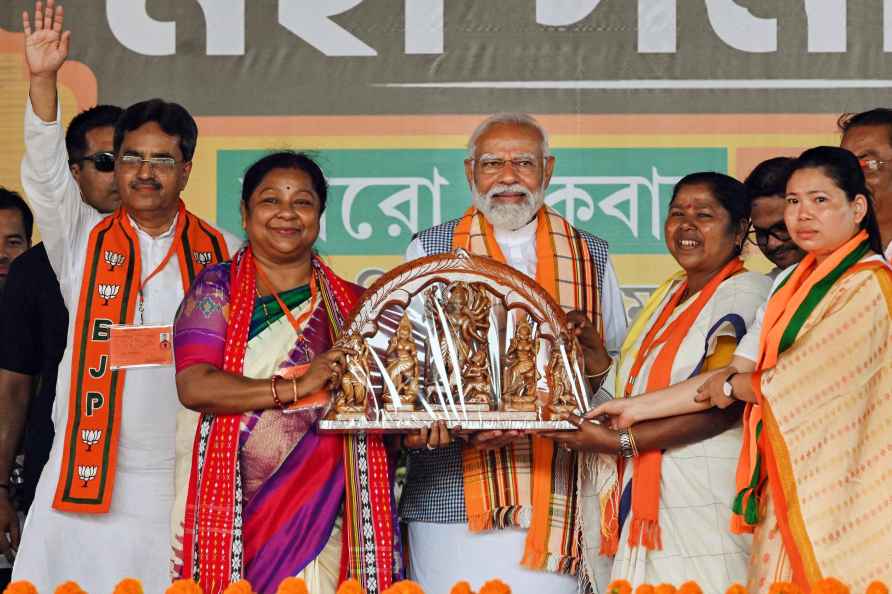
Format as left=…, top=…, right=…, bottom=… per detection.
left=77, top=152, right=116, bottom=173
left=472, top=157, right=543, bottom=175
left=747, top=224, right=791, bottom=246
left=117, top=155, right=181, bottom=171
left=859, top=158, right=889, bottom=172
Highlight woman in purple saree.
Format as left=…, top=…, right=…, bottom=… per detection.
left=171, top=152, right=399, bottom=594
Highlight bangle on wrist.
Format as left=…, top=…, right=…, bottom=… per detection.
left=290, top=377, right=299, bottom=404
left=585, top=357, right=613, bottom=378
left=271, top=375, right=286, bottom=410
left=618, top=429, right=635, bottom=459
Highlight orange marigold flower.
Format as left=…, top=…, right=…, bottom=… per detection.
left=655, top=583, right=677, bottom=594
left=768, top=582, right=802, bottom=594
left=812, top=578, right=849, bottom=594
left=679, top=581, right=703, bottom=594
left=725, top=583, right=749, bottom=594
left=395, top=581, right=426, bottom=594
left=275, top=578, right=309, bottom=594
left=636, top=584, right=656, bottom=594
left=479, top=579, right=511, bottom=594
left=165, top=579, right=204, bottom=594
left=450, top=581, right=473, bottom=594
left=54, top=581, right=87, bottom=594
left=3, top=580, right=39, bottom=594
left=336, top=579, right=365, bottom=594
left=222, top=580, right=254, bottom=594
left=112, top=578, right=144, bottom=594
left=609, top=580, right=633, bottom=594
left=866, top=582, right=889, bottom=594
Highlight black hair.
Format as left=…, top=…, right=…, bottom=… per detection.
left=66, top=105, right=123, bottom=163
left=671, top=172, right=750, bottom=255
left=744, top=157, right=795, bottom=205
left=113, top=99, right=197, bottom=161
left=241, top=151, right=328, bottom=213
left=0, top=188, right=34, bottom=242
left=789, top=146, right=884, bottom=255
left=838, top=109, right=892, bottom=145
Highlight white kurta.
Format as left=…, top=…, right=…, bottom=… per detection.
left=13, top=99, right=241, bottom=593
left=404, top=217, right=629, bottom=594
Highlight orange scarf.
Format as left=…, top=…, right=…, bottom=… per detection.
left=454, top=206, right=603, bottom=573
left=602, top=257, right=744, bottom=554
left=53, top=202, right=229, bottom=513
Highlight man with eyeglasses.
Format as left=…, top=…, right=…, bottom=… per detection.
left=11, top=3, right=240, bottom=592
left=743, top=157, right=806, bottom=277
left=0, top=104, right=121, bottom=585
left=840, top=108, right=892, bottom=259
left=398, top=113, right=630, bottom=593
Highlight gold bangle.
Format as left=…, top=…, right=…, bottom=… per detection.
left=290, top=377, right=298, bottom=404
left=628, top=427, right=640, bottom=458
left=585, top=357, right=613, bottom=378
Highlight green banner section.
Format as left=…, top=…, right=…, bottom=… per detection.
left=216, top=147, right=726, bottom=255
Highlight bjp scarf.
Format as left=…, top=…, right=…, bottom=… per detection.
left=53, top=202, right=228, bottom=514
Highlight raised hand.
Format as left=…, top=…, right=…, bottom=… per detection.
left=565, top=310, right=611, bottom=378
left=23, top=0, right=70, bottom=78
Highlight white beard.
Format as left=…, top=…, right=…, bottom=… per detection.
left=472, top=183, right=545, bottom=230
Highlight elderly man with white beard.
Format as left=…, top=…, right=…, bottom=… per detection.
left=399, top=113, right=627, bottom=594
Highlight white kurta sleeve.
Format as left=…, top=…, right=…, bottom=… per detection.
left=599, top=258, right=628, bottom=358
left=404, top=236, right=427, bottom=262
left=20, top=98, right=101, bottom=279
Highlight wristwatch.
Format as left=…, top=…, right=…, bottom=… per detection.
left=722, top=372, right=739, bottom=400
left=618, top=429, right=635, bottom=459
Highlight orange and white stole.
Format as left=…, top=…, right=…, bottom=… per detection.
left=53, top=202, right=229, bottom=513
left=454, top=206, right=602, bottom=573
left=598, top=257, right=744, bottom=554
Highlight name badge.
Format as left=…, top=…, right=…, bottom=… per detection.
left=109, top=324, right=174, bottom=370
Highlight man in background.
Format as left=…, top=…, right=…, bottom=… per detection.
left=0, top=105, right=121, bottom=589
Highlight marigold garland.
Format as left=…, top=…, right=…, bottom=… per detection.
left=678, top=581, right=703, bottom=594
left=636, top=584, right=656, bottom=594
left=111, top=579, right=143, bottom=594
left=164, top=579, right=204, bottom=594
left=2, top=581, right=38, bottom=594
left=449, top=582, right=473, bottom=594
left=655, top=584, right=678, bottom=594
left=725, top=583, right=748, bottom=594
left=382, top=581, right=425, bottom=594
left=478, top=580, right=511, bottom=594
left=768, top=582, right=802, bottom=594
left=609, top=580, right=633, bottom=594
left=275, top=578, right=309, bottom=594
left=335, top=580, right=364, bottom=594
left=53, top=582, right=87, bottom=594
left=812, top=578, right=850, bottom=594
left=222, top=580, right=254, bottom=594
left=867, top=583, right=890, bottom=594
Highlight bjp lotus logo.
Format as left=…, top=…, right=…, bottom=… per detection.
left=194, top=251, right=213, bottom=266
left=104, top=251, right=125, bottom=271
left=98, top=284, right=120, bottom=305
left=77, top=465, right=98, bottom=488
left=81, top=429, right=102, bottom=451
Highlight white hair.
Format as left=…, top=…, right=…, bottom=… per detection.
left=466, top=113, right=550, bottom=158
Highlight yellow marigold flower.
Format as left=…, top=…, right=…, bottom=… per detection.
left=450, top=581, right=473, bottom=594
left=678, top=582, right=703, bottom=594
left=725, top=583, right=749, bottom=594
left=812, top=578, right=849, bottom=594
left=112, top=579, right=143, bottom=594
left=336, top=579, right=364, bottom=594
left=53, top=581, right=87, bottom=594
left=164, top=579, right=204, bottom=594
left=609, top=580, right=633, bottom=594
left=655, top=584, right=677, bottom=594
left=866, top=582, right=889, bottom=594
left=275, top=578, right=309, bottom=594
left=222, top=580, right=254, bottom=594
left=479, top=580, right=511, bottom=594
left=636, top=584, right=656, bottom=594
left=3, top=580, right=39, bottom=594
left=768, top=582, right=802, bottom=594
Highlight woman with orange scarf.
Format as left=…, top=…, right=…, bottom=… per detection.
left=590, top=148, right=892, bottom=593
left=548, top=172, right=771, bottom=592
